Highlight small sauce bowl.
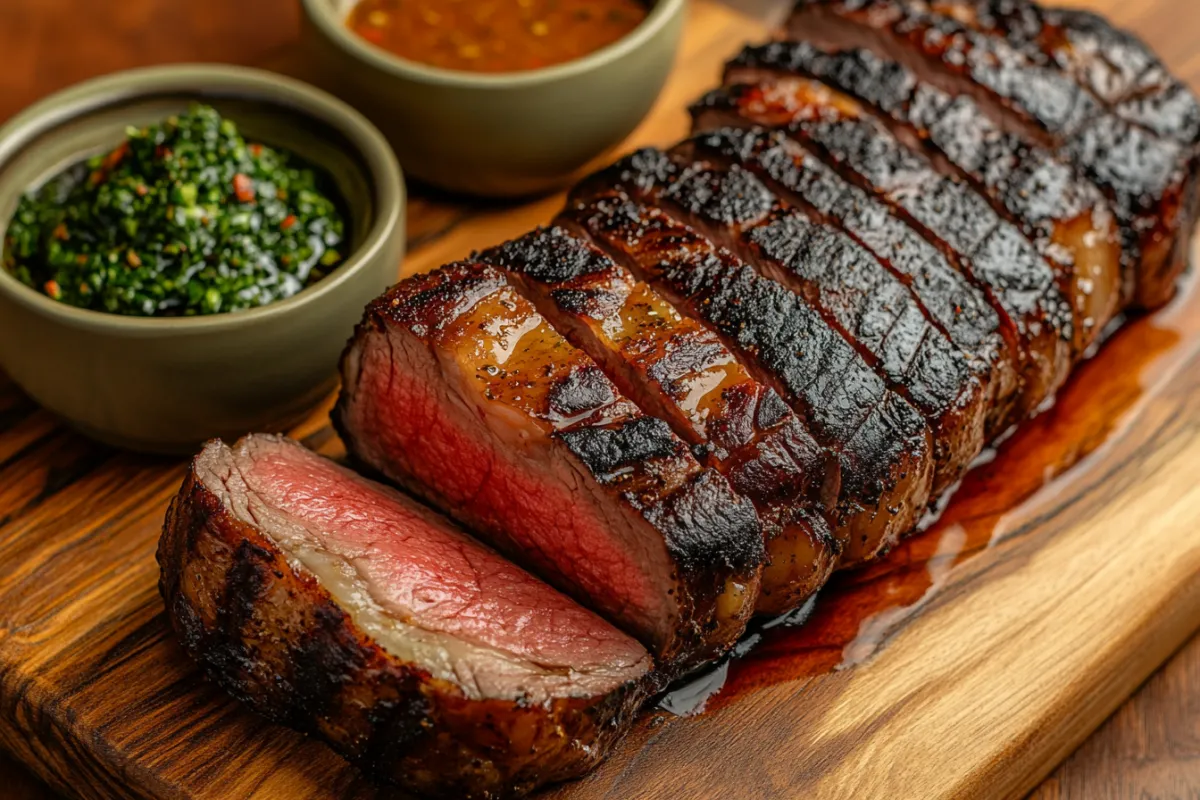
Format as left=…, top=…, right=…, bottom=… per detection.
left=0, top=65, right=405, bottom=454
left=301, top=0, right=686, bottom=197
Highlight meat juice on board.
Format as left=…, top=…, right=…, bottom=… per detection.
left=659, top=273, right=1194, bottom=715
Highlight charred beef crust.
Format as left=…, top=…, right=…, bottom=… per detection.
left=691, top=84, right=1075, bottom=418
left=727, top=42, right=1106, bottom=249
left=157, top=463, right=646, bottom=800
left=555, top=413, right=774, bottom=610
left=568, top=156, right=927, bottom=465
left=648, top=469, right=770, bottom=578
left=557, top=416, right=682, bottom=479
left=482, top=226, right=839, bottom=507
left=689, top=85, right=1075, bottom=345
left=560, top=181, right=934, bottom=564
left=683, top=125, right=1020, bottom=434
left=569, top=150, right=937, bottom=476
left=920, top=0, right=1200, bottom=145
left=786, top=0, right=1200, bottom=309
left=743, top=211, right=983, bottom=412
left=335, top=263, right=765, bottom=677
left=546, top=366, right=621, bottom=417
left=640, top=149, right=987, bottom=490
left=725, top=43, right=1126, bottom=351
left=686, top=126, right=1010, bottom=362
left=481, top=228, right=840, bottom=614
left=789, top=0, right=1099, bottom=141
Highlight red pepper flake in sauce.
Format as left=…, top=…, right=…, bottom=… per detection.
left=233, top=173, right=255, bottom=203
left=281, top=214, right=297, bottom=230
left=104, top=142, right=130, bottom=171
left=346, top=0, right=650, bottom=73
left=358, top=25, right=385, bottom=44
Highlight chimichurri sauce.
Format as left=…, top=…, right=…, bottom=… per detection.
left=2, top=104, right=346, bottom=317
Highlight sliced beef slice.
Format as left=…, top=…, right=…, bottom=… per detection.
left=918, top=0, right=1200, bottom=143
left=157, top=435, right=651, bottom=800
left=635, top=145, right=988, bottom=492
left=481, top=226, right=842, bottom=614
left=692, top=82, right=1074, bottom=422
left=726, top=42, right=1126, bottom=353
left=335, top=263, right=764, bottom=675
left=563, top=162, right=935, bottom=566
left=786, top=0, right=1200, bottom=309
left=683, top=125, right=1020, bottom=436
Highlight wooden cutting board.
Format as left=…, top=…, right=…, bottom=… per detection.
left=2, top=2, right=1199, bottom=799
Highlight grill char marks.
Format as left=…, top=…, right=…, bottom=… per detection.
left=335, top=262, right=765, bottom=676
left=692, top=83, right=1073, bottom=421
left=619, top=143, right=986, bottom=492
left=789, top=0, right=1097, bottom=143
left=685, top=126, right=1019, bottom=436
left=565, top=158, right=935, bottom=566
left=482, top=227, right=841, bottom=614
left=726, top=42, right=1126, bottom=354
left=157, top=436, right=651, bottom=800
left=918, top=0, right=1200, bottom=144
left=786, top=0, right=1200, bottom=309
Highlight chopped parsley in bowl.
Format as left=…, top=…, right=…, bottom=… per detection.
left=2, top=104, right=346, bottom=316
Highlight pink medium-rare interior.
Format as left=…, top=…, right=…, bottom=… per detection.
left=342, top=325, right=673, bottom=647
left=229, top=437, right=649, bottom=676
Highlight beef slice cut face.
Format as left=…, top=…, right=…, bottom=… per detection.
left=336, top=263, right=764, bottom=675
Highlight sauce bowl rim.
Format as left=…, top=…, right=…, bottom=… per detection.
left=0, top=63, right=404, bottom=336
left=301, top=0, right=687, bottom=88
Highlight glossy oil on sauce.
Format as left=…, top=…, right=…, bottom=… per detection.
left=658, top=275, right=1196, bottom=717
left=346, top=0, right=651, bottom=73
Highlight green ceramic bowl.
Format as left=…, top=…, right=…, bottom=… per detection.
left=0, top=64, right=405, bottom=455
left=300, top=0, right=685, bottom=197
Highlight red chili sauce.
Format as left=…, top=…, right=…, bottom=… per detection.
left=347, top=0, right=652, bottom=73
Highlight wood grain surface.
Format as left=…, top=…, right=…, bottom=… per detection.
left=0, top=0, right=1197, bottom=798
left=1030, top=634, right=1200, bottom=800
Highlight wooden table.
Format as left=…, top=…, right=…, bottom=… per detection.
left=0, top=1, right=1196, bottom=798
